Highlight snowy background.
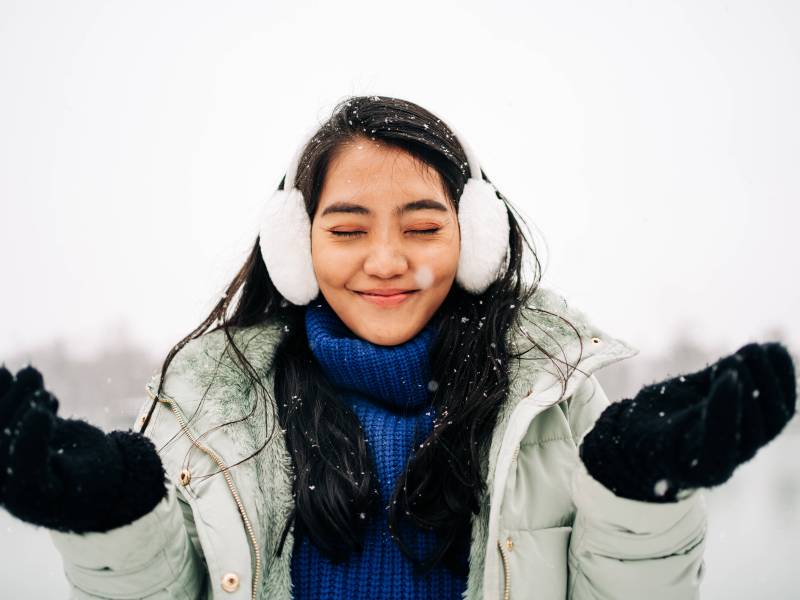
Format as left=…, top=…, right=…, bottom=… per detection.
left=1, top=0, right=798, bottom=598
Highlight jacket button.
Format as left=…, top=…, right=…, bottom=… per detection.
left=179, top=469, right=192, bottom=486
left=221, top=572, right=240, bottom=592
left=506, top=536, right=514, bottom=551
left=591, top=336, right=601, bottom=344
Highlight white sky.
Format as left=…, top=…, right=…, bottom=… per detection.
left=1, top=0, right=798, bottom=361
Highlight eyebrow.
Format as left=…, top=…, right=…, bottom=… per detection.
left=320, top=198, right=449, bottom=217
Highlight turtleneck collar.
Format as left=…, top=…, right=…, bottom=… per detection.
left=304, top=296, right=439, bottom=410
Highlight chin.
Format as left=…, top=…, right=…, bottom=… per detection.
left=324, top=287, right=444, bottom=345
left=358, top=326, right=414, bottom=347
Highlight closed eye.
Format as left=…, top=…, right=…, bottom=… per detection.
left=330, top=228, right=441, bottom=238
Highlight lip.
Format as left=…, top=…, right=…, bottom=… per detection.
left=359, top=288, right=417, bottom=296
left=355, top=289, right=418, bottom=307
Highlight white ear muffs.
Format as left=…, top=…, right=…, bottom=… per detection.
left=259, top=119, right=510, bottom=305
left=259, top=185, right=319, bottom=305
left=258, top=125, right=320, bottom=305
left=450, top=130, right=510, bottom=294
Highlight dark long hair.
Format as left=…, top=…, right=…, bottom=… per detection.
left=140, top=95, right=581, bottom=577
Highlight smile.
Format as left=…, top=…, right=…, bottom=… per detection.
left=355, top=290, right=418, bottom=307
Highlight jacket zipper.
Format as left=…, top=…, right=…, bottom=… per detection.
left=497, top=539, right=510, bottom=600
left=146, top=388, right=262, bottom=600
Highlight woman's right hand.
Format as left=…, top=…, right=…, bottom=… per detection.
left=0, top=365, right=169, bottom=534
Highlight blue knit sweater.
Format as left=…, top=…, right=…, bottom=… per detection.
left=289, top=298, right=469, bottom=600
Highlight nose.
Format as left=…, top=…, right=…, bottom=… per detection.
left=362, top=238, right=409, bottom=279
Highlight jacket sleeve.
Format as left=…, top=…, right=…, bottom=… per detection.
left=47, top=382, right=209, bottom=600
left=565, top=374, right=707, bottom=600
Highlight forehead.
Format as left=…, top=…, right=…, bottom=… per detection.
left=319, top=140, right=449, bottom=206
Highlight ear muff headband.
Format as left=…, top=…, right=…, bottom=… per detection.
left=259, top=119, right=510, bottom=305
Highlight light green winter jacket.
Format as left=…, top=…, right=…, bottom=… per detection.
left=49, top=285, right=707, bottom=600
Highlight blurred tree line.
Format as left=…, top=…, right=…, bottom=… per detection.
left=4, top=324, right=797, bottom=433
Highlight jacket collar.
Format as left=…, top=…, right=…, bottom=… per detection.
left=174, top=284, right=640, bottom=463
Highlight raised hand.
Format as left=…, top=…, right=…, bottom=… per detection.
left=579, top=342, right=797, bottom=503
left=0, top=365, right=168, bottom=533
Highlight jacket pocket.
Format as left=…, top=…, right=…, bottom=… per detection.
left=502, top=526, right=571, bottom=600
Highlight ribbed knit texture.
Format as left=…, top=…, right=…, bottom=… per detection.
left=290, top=297, right=469, bottom=600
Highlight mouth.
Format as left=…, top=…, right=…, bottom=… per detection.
left=354, top=289, right=419, bottom=307
left=357, top=288, right=419, bottom=296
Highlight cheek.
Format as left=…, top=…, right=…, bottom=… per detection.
left=412, top=242, right=460, bottom=290
left=310, top=230, right=349, bottom=284
left=414, top=264, right=436, bottom=289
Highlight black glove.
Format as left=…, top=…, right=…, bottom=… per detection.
left=579, top=341, right=797, bottom=503
left=0, top=365, right=169, bottom=533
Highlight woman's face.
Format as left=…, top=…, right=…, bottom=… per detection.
left=310, top=138, right=460, bottom=346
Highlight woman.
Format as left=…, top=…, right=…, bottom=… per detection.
left=0, top=95, right=795, bottom=600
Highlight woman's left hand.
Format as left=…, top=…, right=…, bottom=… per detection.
left=579, top=341, right=797, bottom=502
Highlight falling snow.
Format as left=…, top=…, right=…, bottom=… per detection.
left=414, top=265, right=435, bottom=289
left=653, top=479, right=670, bottom=496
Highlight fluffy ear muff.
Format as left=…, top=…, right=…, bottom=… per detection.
left=455, top=178, right=510, bottom=294
left=259, top=187, right=319, bottom=305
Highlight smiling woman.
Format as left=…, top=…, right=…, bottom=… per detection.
left=12, top=94, right=794, bottom=600
left=137, top=95, right=568, bottom=598
left=311, top=139, right=461, bottom=345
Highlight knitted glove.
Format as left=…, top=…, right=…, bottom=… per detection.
left=579, top=341, right=797, bottom=503
left=0, top=365, right=169, bottom=533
